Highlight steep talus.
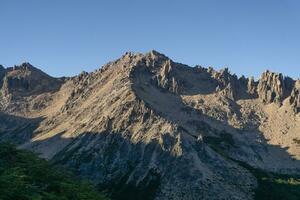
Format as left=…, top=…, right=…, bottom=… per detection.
left=0, top=51, right=299, bottom=200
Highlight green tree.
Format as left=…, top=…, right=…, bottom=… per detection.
left=0, top=143, right=108, bottom=200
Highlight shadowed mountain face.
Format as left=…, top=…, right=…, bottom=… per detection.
left=0, top=51, right=300, bottom=200
left=2, top=63, right=62, bottom=95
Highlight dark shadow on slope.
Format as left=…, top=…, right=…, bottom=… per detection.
left=25, top=130, right=256, bottom=200
left=19, top=127, right=300, bottom=200
left=0, top=112, right=44, bottom=144
left=170, top=63, right=220, bottom=95
left=28, top=132, right=168, bottom=200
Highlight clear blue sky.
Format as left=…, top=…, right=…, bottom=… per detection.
left=1, top=0, right=300, bottom=79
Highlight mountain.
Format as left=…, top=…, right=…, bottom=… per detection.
left=0, top=51, right=300, bottom=200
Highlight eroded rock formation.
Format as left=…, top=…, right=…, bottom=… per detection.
left=290, top=80, right=300, bottom=113
left=257, top=70, right=294, bottom=104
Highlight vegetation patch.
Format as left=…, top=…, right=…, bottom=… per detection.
left=203, top=130, right=235, bottom=152
left=235, top=159, right=300, bottom=200
left=0, top=143, right=108, bottom=200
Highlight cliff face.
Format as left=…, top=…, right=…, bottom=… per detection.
left=0, top=52, right=300, bottom=200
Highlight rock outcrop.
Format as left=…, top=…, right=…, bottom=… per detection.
left=257, top=70, right=294, bottom=104
left=247, top=76, right=257, bottom=96
left=290, top=80, right=300, bottom=113
left=1, top=62, right=62, bottom=97
left=0, top=63, right=64, bottom=112
left=0, top=65, right=5, bottom=93
left=154, top=59, right=182, bottom=94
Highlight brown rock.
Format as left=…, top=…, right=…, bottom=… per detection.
left=257, top=70, right=294, bottom=104
left=290, top=80, right=300, bottom=113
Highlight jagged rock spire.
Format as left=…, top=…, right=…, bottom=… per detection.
left=257, top=70, right=294, bottom=104
left=290, top=80, right=300, bottom=113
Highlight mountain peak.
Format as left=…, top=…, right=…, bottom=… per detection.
left=8, top=62, right=42, bottom=74
left=145, top=50, right=170, bottom=60
left=1, top=63, right=62, bottom=98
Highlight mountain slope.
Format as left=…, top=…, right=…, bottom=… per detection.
left=0, top=51, right=300, bottom=200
